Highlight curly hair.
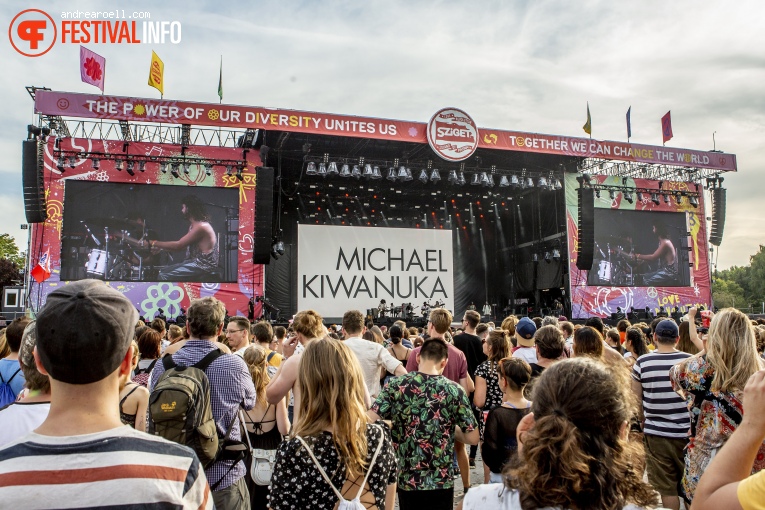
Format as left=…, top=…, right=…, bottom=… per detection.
left=505, top=358, right=658, bottom=510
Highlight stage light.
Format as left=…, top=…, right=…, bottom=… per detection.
left=636, top=191, right=644, bottom=202
left=532, top=253, right=539, bottom=263
left=608, top=189, right=616, bottom=200
left=387, top=167, right=397, bottom=181
left=499, top=175, right=510, bottom=187
left=544, top=251, right=551, bottom=263
left=676, top=194, right=684, bottom=205
left=362, top=164, right=373, bottom=178
left=351, top=165, right=362, bottom=179
left=160, top=162, right=168, bottom=174
left=663, top=194, right=671, bottom=205
left=524, top=177, right=534, bottom=188
left=689, top=195, right=699, bottom=208
left=329, top=162, right=341, bottom=176
left=371, top=166, right=382, bottom=179
left=595, top=189, right=601, bottom=198
left=538, top=176, right=548, bottom=188
left=419, top=169, right=429, bottom=183
left=126, top=160, right=135, bottom=176
left=553, top=178, right=562, bottom=190
left=338, top=163, right=350, bottom=177
left=651, top=192, right=660, bottom=205
left=183, top=162, right=190, bottom=175
left=403, top=167, right=413, bottom=181
left=225, top=164, right=232, bottom=176
left=274, top=240, right=285, bottom=255
left=91, top=158, right=100, bottom=170
left=430, top=169, right=441, bottom=182
left=306, top=161, right=317, bottom=175
left=552, top=248, right=561, bottom=261
left=236, top=165, right=244, bottom=181
left=115, top=159, right=124, bottom=171
left=510, top=174, right=520, bottom=188
left=448, top=169, right=459, bottom=184
left=487, top=174, right=495, bottom=187
left=204, top=163, right=212, bottom=176
left=171, top=162, right=180, bottom=178
left=66, top=156, right=76, bottom=169
left=458, top=171, right=467, bottom=186
left=624, top=190, right=634, bottom=204
left=139, top=161, right=146, bottom=172
left=481, top=172, right=491, bottom=186
left=398, top=166, right=409, bottom=180
left=471, top=173, right=481, bottom=185
left=317, top=162, right=327, bottom=177
left=56, top=155, right=65, bottom=171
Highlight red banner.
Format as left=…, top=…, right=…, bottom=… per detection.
left=35, top=90, right=737, bottom=172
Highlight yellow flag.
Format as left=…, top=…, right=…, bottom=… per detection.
left=148, top=50, right=164, bottom=95
left=583, top=102, right=592, bottom=135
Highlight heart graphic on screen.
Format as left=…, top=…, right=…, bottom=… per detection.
left=239, top=234, right=254, bottom=253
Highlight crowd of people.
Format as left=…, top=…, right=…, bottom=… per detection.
left=1, top=280, right=765, bottom=510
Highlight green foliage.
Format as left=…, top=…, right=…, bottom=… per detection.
left=0, top=234, right=25, bottom=267
left=714, top=245, right=765, bottom=309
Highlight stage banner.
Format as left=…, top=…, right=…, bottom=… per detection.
left=35, top=90, right=737, bottom=172
left=297, top=225, right=454, bottom=319
left=28, top=137, right=264, bottom=319
left=565, top=173, right=711, bottom=319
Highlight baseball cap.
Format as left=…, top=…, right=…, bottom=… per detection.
left=515, top=317, right=537, bottom=346
left=655, top=319, right=679, bottom=339
left=36, top=279, right=138, bottom=385
left=19, top=321, right=37, bottom=369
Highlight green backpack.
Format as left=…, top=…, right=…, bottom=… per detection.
left=148, top=349, right=223, bottom=468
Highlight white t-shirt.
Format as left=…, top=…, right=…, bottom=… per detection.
left=513, top=346, right=538, bottom=364
left=344, top=337, right=402, bottom=397
left=0, top=402, right=51, bottom=449
left=463, top=484, right=659, bottom=510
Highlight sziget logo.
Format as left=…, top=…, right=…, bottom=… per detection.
left=9, top=9, right=57, bottom=57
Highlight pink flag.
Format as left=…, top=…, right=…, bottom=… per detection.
left=661, top=111, right=673, bottom=144
left=80, top=46, right=105, bottom=92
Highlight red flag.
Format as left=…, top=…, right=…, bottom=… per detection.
left=80, top=46, right=106, bottom=92
left=661, top=111, right=673, bottom=143
left=30, top=249, right=51, bottom=283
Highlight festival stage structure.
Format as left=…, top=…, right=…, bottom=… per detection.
left=22, top=87, right=735, bottom=322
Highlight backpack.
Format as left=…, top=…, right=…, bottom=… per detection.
left=0, top=367, right=21, bottom=408
left=132, top=358, right=158, bottom=388
left=148, top=349, right=223, bottom=468
left=296, top=424, right=384, bottom=510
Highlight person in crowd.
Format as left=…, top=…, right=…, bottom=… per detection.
left=119, top=340, right=149, bottom=431
left=670, top=308, right=765, bottom=504
left=371, top=336, right=479, bottom=509
left=501, top=315, right=518, bottom=335
left=526, top=325, right=567, bottom=397
left=474, top=329, right=512, bottom=482
left=267, top=309, right=326, bottom=423
left=251, top=321, right=283, bottom=371
left=586, top=316, right=630, bottom=365
left=531, top=317, right=543, bottom=329
left=481, top=357, right=532, bottom=484
left=270, top=338, right=397, bottom=510
left=678, top=307, right=705, bottom=354
left=692, top=367, right=765, bottom=509
left=572, top=326, right=605, bottom=360
left=0, top=329, right=10, bottom=359
left=343, top=310, right=406, bottom=399
left=242, top=345, right=289, bottom=510
left=475, top=323, right=490, bottom=343
left=540, top=316, right=558, bottom=328
left=0, top=317, right=30, bottom=404
left=461, top=358, right=661, bottom=510
left=150, top=295, right=256, bottom=509
left=132, top=328, right=161, bottom=387
left=617, top=319, right=632, bottom=344
left=512, top=317, right=538, bottom=364
left=167, top=323, right=185, bottom=345
left=0, top=322, right=51, bottom=447
left=631, top=320, right=692, bottom=510
left=560, top=320, right=575, bottom=349
left=271, top=325, right=286, bottom=355
left=386, top=325, right=412, bottom=372
left=606, top=328, right=626, bottom=355
left=0, top=280, right=212, bottom=508
left=393, top=320, right=414, bottom=348
left=677, top=321, right=701, bottom=355
left=369, top=325, right=386, bottom=346
left=225, top=316, right=252, bottom=356
left=624, top=326, right=651, bottom=367
left=585, top=316, right=606, bottom=336
left=151, top=317, right=168, bottom=351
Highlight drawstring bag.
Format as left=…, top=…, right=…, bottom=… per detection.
left=296, top=424, right=384, bottom=510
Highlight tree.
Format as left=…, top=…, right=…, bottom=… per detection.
left=0, top=234, right=25, bottom=268
left=712, top=278, right=747, bottom=309
left=0, top=259, right=22, bottom=297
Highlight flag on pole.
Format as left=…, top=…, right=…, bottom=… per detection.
left=583, top=102, right=592, bottom=135
left=148, top=51, right=164, bottom=96
left=30, top=249, right=51, bottom=283
left=661, top=111, right=673, bottom=143
left=217, top=56, right=223, bottom=102
left=80, top=46, right=105, bottom=92
left=626, top=106, right=632, bottom=139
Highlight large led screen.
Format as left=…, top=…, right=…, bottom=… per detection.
left=587, top=209, right=691, bottom=287
left=60, top=181, right=239, bottom=283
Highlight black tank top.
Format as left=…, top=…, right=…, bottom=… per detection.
left=119, top=384, right=141, bottom=428
left=245, top=404, right=282, bottom=450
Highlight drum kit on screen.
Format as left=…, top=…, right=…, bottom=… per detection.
left=74, top=217, right=170, bottom=281
left=591, top=236, right=649, bottom=287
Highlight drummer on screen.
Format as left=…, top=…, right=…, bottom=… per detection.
left=615, top=220, right=677, bottom=285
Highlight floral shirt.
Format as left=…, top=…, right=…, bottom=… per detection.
left=475, top=361, right=504, bottom=411
left=371, top=371, right=477, bottom=491
left=669, top=355, right=765, bottom=500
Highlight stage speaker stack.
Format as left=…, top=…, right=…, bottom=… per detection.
left=709, top=187, right=726, bottom=246
left=22, top=140, right=47, bottom=223
left=253, top=166, right=275, bottom=264
left=576, top=187, right=595, bottom=270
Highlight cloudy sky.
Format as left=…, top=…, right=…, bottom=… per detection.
left=1, top=1, right=762, bottom=269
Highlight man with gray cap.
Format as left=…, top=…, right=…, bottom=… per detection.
left=0, top=280, right=213, bottom=509
left=630, top=319, right=691, bottom=510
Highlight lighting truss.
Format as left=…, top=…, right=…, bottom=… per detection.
left=578, top=158, right=730, bottom=184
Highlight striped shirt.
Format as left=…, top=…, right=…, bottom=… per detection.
left=632, top=350, right=691, bottom=438
left=150, top=339, right=257, bottom=491
left=0, top=426, right=212, bottom=509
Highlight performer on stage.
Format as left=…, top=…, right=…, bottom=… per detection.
left=467, top=302, right=476, bottom=311
left=248, top=296, right=255, bottom=321
left=482, top=301, right=492, bottom=316
left=133, top=196, right=220, bottom=281
left=378, top=299, right=387, bottom=317
left=616, top=221, right=678, bottom=286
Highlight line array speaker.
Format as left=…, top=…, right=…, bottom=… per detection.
left=709, top=187, right=726, bottom=246
left=253, top=166, right=275, bottom=264
left=22, top=139, right=47, bottom=223
left=576, top=187, right=595, bottom=271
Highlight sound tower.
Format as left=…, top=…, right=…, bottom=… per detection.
left=576, top=187, right=595, bottom=271
left=253, top=166, right=275, bottom=264
left=22, top=139, right=47, bottom=223
left=709, top=187, right=726, bottom=246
